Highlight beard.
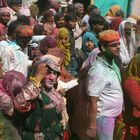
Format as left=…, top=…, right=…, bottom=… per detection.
left=126, top=35, right=131, bottom=47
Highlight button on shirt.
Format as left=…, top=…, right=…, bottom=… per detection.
left=87, top=56, right=123, bottom=118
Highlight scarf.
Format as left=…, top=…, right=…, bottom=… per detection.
left=57, top=41, right=70, bottom=67
left=57, top=28, right=71, bottom=67
left=119, top=20, right=136, bottom=65
left=128, top=54, right=140, bottom=83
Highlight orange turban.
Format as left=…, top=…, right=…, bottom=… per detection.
left=16, top=25, right=33, bottom=37
left=99, top=30, right=120, bottom=43
left=106, top=5, right=121, bottom=17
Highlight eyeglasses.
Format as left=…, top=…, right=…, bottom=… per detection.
left=108, top=42, right=120, bottom=47
left=1, top=14, right=10, bottom=17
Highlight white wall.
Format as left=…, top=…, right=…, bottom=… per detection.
left=132, top=0, right=140, bottom=17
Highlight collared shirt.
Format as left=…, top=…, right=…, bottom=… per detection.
left=2, top=41, right=32, bottom=77
left=87, top=56, right=123, bottom=118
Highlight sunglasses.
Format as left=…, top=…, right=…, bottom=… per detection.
left=108, top=42, right=120, bottom=47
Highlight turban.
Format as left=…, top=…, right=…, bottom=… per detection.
left=32, top=56, right=61, bottom=76
left=127, top=17, right=137, bottom=24
left=99, top=30, right=120, bottom=43
left=40, top=55, right=61, bottom=73
left=0, top=7, right=10, bottom=14
left=106, top=5, right=121, bottom=17
left=16, top=25, right=33, bottom=37
left=41, top=54, right=61, bottom=66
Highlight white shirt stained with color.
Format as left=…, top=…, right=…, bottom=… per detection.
left=87, top=56, right=123, bottom=118
left=2, top=42, right=32, bottom=77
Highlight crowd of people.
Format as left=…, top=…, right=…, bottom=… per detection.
left=0, top=0, right=140, bottom=140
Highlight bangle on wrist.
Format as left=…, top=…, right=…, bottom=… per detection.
left=29, top=76, right=41, bottom=87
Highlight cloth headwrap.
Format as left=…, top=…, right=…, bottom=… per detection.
left=127, top=17, right=137, bottom=24
left=0, top=7, right=10, bottom=14
left=82, top=32, right=98, bottom=48
left=57, top=28, right=70, bottom=67
left=16, top=25, right=33, bottom=37
left=2, top=70, right=26, bottom=94
left=82, top=31, right=98, bottom=57
left=58, top=27, right=69, bottom=38
left=41, top=54, right=61, bottom=67
left=19, top=7, right=31, bottom=17
left=31, top=56, right=61, bottom=77
left=128, top=54, right=140, bottom=83
left=99, top=30, right=120, bottom=43
left=40, top=56, right=60, bottom=73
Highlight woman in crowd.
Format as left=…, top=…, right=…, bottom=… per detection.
left=81, top=31, right=98, bottom=59
left=56, top=28, right=71, bottom=67
left=2, top=57, right=66, bottom=140
left=42, top=9, right=57, bottom=38
left=11, top=56, right=67, bottom=140
left=57, top=27, right=80, bottom=77
left=105, top=5, right=121, bottom=23
left=123, top=54, right=140, bottom=139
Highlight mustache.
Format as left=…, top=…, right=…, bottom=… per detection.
left=47, top=80, right=56, bottom=84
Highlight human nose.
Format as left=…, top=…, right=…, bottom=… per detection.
left=49, top=72, right=57, bottom=80
left=62, top=39, right=67, bottom=43
left=116, top=43, right=120, bottom=49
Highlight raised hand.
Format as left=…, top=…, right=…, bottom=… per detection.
left=34, top=63, right=47, bottom=83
